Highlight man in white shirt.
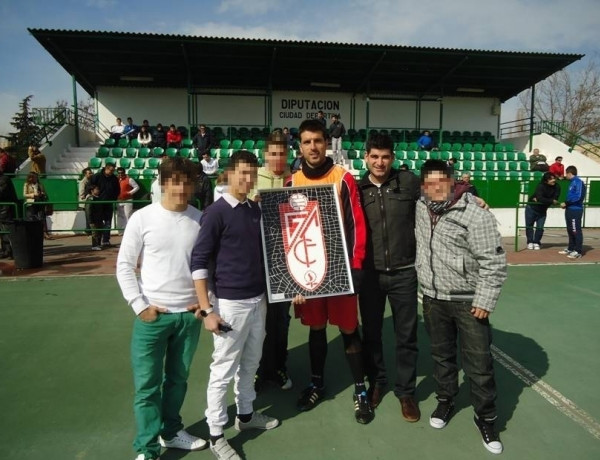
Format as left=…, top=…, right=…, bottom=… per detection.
left=116, top=157, right=207, bottom=460
left=200, top=152, right=219, bottom=176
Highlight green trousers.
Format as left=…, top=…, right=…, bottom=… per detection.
left=131, top=312, right=200, bottom=459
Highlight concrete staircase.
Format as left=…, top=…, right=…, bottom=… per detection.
left=49, top=143, right=98, bottom=175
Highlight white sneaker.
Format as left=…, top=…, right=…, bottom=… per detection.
left=210, top=437, right=241, bottom=460
left=558, top=248, right=571, bottom=255
left=567, top=251, right=582, bottom=259
left=533, top=244, right=540, bottom=250
left=527, top=243, right=534, bottom=250
left=234, top=411, right=280, bottom=431
left=159, top=429, right=207, bottom=451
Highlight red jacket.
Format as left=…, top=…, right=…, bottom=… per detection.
left=166, top=130, right=182, bottom=145
left=549, top=162, right=564, bottom=177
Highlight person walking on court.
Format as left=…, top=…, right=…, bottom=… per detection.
left=116, top=157, right=207, bottom=460
left=559, top=165, right=586, bottom=259
left=416, top=160, right=507, bottom=455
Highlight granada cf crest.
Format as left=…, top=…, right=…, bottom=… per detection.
left=279, top=193, right=326, bottom=291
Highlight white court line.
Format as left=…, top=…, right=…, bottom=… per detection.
left=491, top=345, right=600, bottom=440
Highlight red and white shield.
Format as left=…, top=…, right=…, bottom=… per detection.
left=279, top=193, right=327, bottom=291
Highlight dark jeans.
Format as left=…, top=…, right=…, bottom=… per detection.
left=258, top=301, right=291, bottom=377
left=565, top=208, right=583, bottom=253
left=422, top=295, right=497, bottom=419
left=100, top=204, right=114, bottom=243
left=359, top=267, right=418, bottom=398
left=524, top=205, right=546, bottom=244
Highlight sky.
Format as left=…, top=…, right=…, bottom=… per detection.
left=1, top=0, right=599, bottom=137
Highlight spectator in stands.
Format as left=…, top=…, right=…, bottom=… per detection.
left=283, top=127, right=294, bottom=149
left=152, top=123, right=167, bottom=149
left=167, top=124, right=183, bottom=148
left=190, top=150, right=279, bottom=460
left=525, top=172, right=560, bottom=250
left=290, top=150, right=302, bottom=174
left=457, top=172, right=478, bottom=196
left=417, top=130, right=435, bottom=151
left=192, top=124, right=213, bottom=157
left=0, top=169, right=18, bottom=259
left=358, top=133, right=421, bottom=421
left=213, top=173, right=227, bottom=201
left=290, top=119, right=372, bottom=425
left=23, top=172, right=51, bottom=239
left=329, top=114, right=346, bottom=165
left=529, top=148, right=549, bottom=172
left=416, top=159, right=506, bottom=455
left=116, top=167, right=140, bottom=235
left=28, top=145, right=46, bottom=175
left=122, top=117, right=139, bottom=141
left=200, top=152, right=219, bottom=176
left=189, top=162, right=213, bottom=210
left=141, top=119, right=151, bottom=132
left=0, top=148, right=17, bottom=175
left=116, top=157, right=206, bottom=460
left=85, top=184, right=104, bottom=251
left=109, top=118, right=125, bottom=141
left=549, top=156, right=564, bottom=179
left=251, top=132, right=293, bottom=393
left=316, top=110, right=327, bottom=129
left=79, top=167, right=94, bottom=234
left=447, top=157, right=457, bottom=171
left=89, top=164, right=120, bottom=247
left=137, top=125, right=153, bottom=148
left=559, top=166, right=586, bottom=259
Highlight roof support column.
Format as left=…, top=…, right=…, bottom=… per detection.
left=72, top=75, right=80, bottom=147
left=439, top=98, right=444, bottom=146
left=528, top=84, right=535, bottom=152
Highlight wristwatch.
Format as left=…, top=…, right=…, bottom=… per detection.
left=199, top=307, right=214, bottom=318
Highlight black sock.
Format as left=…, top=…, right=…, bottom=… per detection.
left=341, top=329, right=366, bottom=393
left=237, top=412, right=252, bottom=423
left=210, top=434, right=224, bottom=445
left=309, top=328, right=327, bottom=388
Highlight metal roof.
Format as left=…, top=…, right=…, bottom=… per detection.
left=29, top=29, right=584, bottom=102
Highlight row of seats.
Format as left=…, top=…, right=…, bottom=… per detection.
left=344, top=150, right=528, bottom=162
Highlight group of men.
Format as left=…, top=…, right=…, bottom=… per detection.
left=116, top=119, right=508, bottom=460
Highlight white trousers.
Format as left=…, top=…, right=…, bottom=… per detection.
left=117, top=202, right=133, bottom=232
left=206, top=295, right=267, bottom=436
left=331, top=137, right=343, bottom=164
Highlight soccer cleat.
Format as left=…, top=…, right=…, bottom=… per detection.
left=533, top=243, right=540, bottom=250
left=527, top=243, right=534, bottom=250
left=297, top=384, right=325, bottom=412
left=474, top=415, right=503, bottom=454
left=210, top=437, right=241, bottom=460
left=567, top=251, right=582, bottom=259
left=354, top=391, right=375, bottom=424
left=159, top=429, right=207, bottom=451
left=429, top=398, right=454, bottom=429
left=234, top=411, right=280, bottom=431
left=558, top=248, right=571, bottom=255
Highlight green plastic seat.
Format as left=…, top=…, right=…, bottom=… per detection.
left=509, top=171, right=519, bottom=180
left=462, top=160, right=473, bottom=170
left=520, top=171, right=531, bottom=180
left=231, top=139, right=243, bottom=150
left=89, top=157, right=102, bottom=169
left=396, top=142, right=408, bottom=151
left=462, top=143, right=473, bottom=151
left=147, top=158, right=161, bottom=169
left=138, top=147, right=150, bottom=158
left=125, top=147, right=137, bottom=158
left=105, top=157, right=117, bottom=167
left=508, top=161, right=518, bottom=171
left=473, top=170, right=484, bottom=180
left=133, top=158, right=146, bottom=169
left=485, top=152, right=495, bottom=161
left=142, top=169, right=156, bottom=178
left=483, top=143, right=494, bottom=152
left=440, top=151, right=450, bottom=161
left=418, top=151, right=428, bottom=160
left=486, top=161, right=495, bottom=171
left=110, top=147, right=123, bottom=158
left=129, top=139, right=141, bottom=149
left=496, top=161, right=506, bottom=171
left=179, top=148, right=191, bottom=158
left=220, top=139, right=231, bottom=149
left=165, top=148, right=178, bottom=158
left=182, top=138, right=193, bottom=148
left=495, top=152, right=506, bottom=161
left=485, top=171, right=497, bottom=180
left=408, top=142, right=419, bottom=150
left=210, top=148, right=219, bottom=158
left=394, top=150, right=406, bottom=160
left=519, top=161, right=529, bottom=170
left=462, top=152, right=473, bottom=161
left=119, top=158, right=131, bottom=169
left=96, top=146, right=110, bottom=158
left=346, top=149, right=358, bottom=160
left=117, top=138, right=129, bottom=148
left=496, top=171, right=508, bottom=180
left=473, top=143, right=483, bottom=151
left=429, top=151, right=440, bottom=160
left=219, top=148, right=230, bottom=158
left=352, top=159, right=365, bottom=170
left=517, top=152, right=527, bottom=161
left=255, top=140, right=265, bottom=150
left=505, top=152, right=516, bottom=161
left=243, top=140, right=255, bottom=150
left=474, top=161, right=484, bottom=171
left=494, top=143, right=504, bottom=153
left=127, top=169, right=140, bottom=179
left=474, top=152, right=484, bottom=161
left=352, top=141, right=365, bottom=151
left=152, top=147, right=164, bottom=157
left=103, top=138, right=116, bottom=147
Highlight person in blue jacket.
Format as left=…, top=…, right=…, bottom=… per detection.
left=417, top=131, right=435, bottom=151
left=559, top=165, right=586, bottom=258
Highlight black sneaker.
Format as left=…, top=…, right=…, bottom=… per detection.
left=429, top=398, right=454, bottom=429
left=353, top=391, right=374, bottom=424
left=273, top=369, right=293, bottom=390
left=297, top=384, right=324, bottom=412
left=474, top=415, right=503, bottom=454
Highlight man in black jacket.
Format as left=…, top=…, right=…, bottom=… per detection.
left=192, top=124, right=213, bottom=158
left=358, top=133, right=421, bottom=422
left=90, top=164, right=120, bottom=247
left=0, top=171, right=18, bottom=258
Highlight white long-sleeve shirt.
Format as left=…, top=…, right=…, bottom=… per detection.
left=116, top=202, right=202, bottom=314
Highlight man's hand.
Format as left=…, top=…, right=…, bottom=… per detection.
left=203, top=312, right=225, bottom=334
left=138, top=305, right=168, bottom=322
left=291, top=294, right=306, bottom=305
left=470, top=306, right=490, bottom=319
left=474, top=197, right=489, bottom=210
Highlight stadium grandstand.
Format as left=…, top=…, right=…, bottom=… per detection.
left=10, top=29, right=600, bottom=236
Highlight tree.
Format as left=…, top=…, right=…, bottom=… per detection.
left=7, top=95, right=43, bottom=162
left=519, top=58, right=600, bottom=144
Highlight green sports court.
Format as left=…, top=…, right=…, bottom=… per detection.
left=1, top=263, right=598, bottom=459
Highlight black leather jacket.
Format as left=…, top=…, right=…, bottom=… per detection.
left=359, top=169, right=420, bottom=271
